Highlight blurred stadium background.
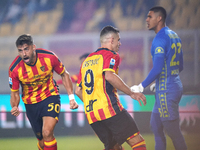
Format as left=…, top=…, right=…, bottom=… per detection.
left=0, top=0, right=200, bottom=149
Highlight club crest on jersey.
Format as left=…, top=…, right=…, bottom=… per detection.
left=155, top=47, right=164, bottom=54
left=40, top=66, right=45, bottom=72
left=110, top=58, right=115, bottom=65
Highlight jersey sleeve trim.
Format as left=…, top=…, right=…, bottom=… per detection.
left=103, top=68, right=115, bottom=72
left=9, top=57, right=22, bottom=72
left=11, top=89, right=19, bottom=92
left=59, top=68, right=65, bottom=75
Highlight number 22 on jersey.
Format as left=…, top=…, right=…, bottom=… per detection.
left=170, top=42, right=181, bottom=67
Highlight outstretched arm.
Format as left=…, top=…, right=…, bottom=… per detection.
left=105, top=71, right=146, bottom=106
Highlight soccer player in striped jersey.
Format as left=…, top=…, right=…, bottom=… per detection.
left=75, top=26, right=147, bottom=150
left=131, top=6, right=187, bottom=150
left=9, top=34, right=78, bottom=150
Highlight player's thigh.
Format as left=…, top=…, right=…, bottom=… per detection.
left=41, top=96, right=61, bottom=136
left=90, top=121, right=117, bottom=149
left=155, top=91, right=182, bottom=121
left=166, top=91, right=182, bottom=119
left=42, top=116, right=58, bottom=131
left=106, top=110, right=139, bottom=145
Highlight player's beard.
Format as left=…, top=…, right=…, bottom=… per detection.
left=25, top=51, right=36, bottom=65
left=148, top=25, right=156, bottom=31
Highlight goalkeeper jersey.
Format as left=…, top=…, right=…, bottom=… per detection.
left=142, top=26, right=183, bottom=92
left=77, top=48, right=124, bottom=124
left=9, top=49, right=65, bottom=104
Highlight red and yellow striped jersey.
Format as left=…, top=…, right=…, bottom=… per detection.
left=9, top=49, right=65, bottom=104
left=77, top=48, right=124, bottom=124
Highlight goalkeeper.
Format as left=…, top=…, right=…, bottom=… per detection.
left=131, top=6, right=187, bottom=150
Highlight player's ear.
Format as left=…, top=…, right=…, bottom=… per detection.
left=33, top=44, right=36, bottom=51
left=110, top=37, right=114, bottom=44
left=157, top=15, right=162, bottom=22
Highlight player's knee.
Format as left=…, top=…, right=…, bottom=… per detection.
left=42, top=129, right=53, bottom=139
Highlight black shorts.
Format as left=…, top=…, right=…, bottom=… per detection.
left=25, top=95, right=60, bottom=140
left=90, top=109, right=139, bottom=150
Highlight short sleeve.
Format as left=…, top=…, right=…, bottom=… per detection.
left=9, top=69, right=20, bottom=91
left=102, top=52, right=120, bottom=73
left=51, top=53, right=65, bottom=75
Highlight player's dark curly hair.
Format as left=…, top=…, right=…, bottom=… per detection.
left=16, top=34, right=33, bottom=47
left=150, top=6, right=167, bottom=22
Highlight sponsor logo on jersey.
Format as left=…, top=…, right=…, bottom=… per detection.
left=9, top=77, right=12, bottom=85
left=9, top=77, right=12, bottom=88
left=86, top=99, right=97, bottom=112
left=155, top=47, right=164, bottom=54
left=110, top=58, right=115, bottom=65
left=23, top=71, right=30, bottom=75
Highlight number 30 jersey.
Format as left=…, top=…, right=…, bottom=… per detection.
left=77, top=48, right=124, bottom=124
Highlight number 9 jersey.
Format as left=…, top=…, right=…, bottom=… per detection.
left=77, top=48, right=124, bottom=124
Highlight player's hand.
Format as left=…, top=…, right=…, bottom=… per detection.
left=130, top=92, right=146, bottom=106
left=69, top=99, right=79, bottom=109
left=130, top=83, right=144, bottom=93
left=150, top=83, right=156, bottom=92
left=11, top=106, right=20, bottom=116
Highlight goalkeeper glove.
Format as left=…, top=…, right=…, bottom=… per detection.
left=130, top=83, right=144, bottom=93
left=150, top=83, right=156, bottom=92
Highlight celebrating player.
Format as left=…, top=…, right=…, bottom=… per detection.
left=131, top=6, right=187, bottom=150
left=75, top=25, right=147, bottom=150
left=9, top=34, right=78, bottom=150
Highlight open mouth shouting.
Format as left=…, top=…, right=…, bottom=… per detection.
left=23, top=56, right=30, bottom=64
